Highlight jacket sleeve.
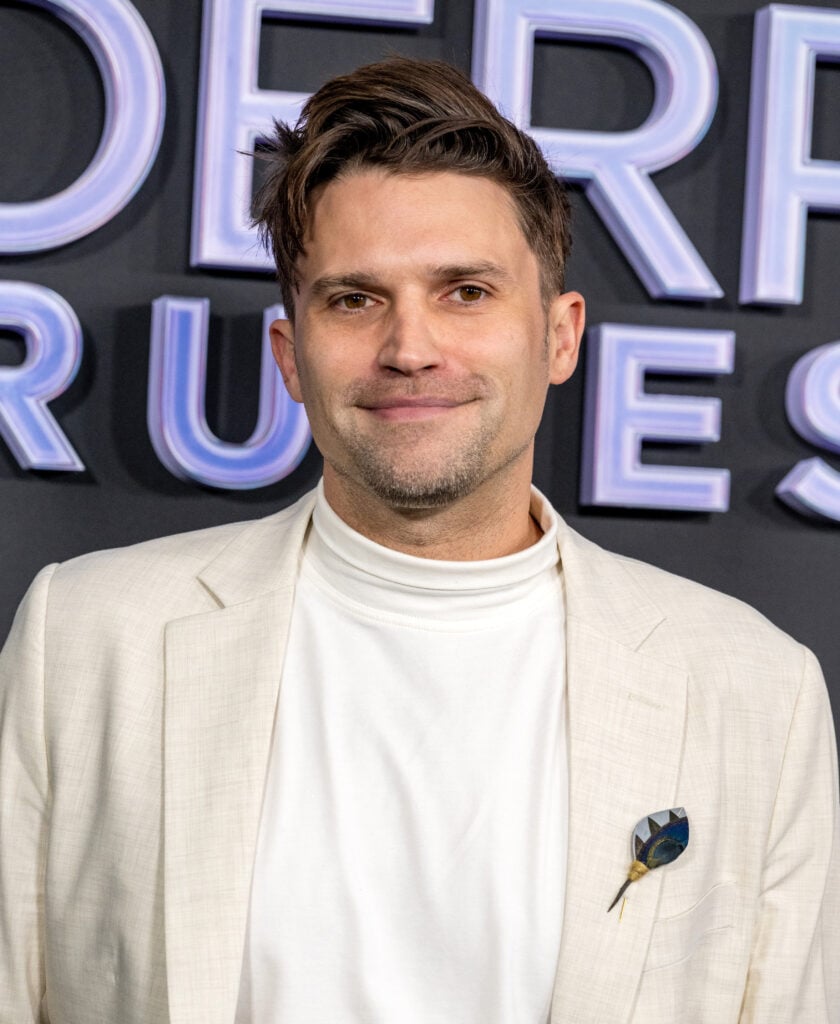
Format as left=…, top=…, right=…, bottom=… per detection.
left=0, top=567, right=56, bottom=1024
left=740, top=646, right=840, bottom=1023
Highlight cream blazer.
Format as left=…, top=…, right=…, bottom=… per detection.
left=1, top=489, right=838, bottom=1024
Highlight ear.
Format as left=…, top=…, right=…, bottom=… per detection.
left=269, top=318, right=304, bottom=403
left=546, top=290, right=585, bottom=386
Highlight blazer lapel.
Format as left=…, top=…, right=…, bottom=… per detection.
left=163, top=495, right=315, bottom=1024
left=550, top=523, right=688, bottom=1023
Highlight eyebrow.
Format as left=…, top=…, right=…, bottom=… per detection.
left=307, top=261, right=515, bottom=300
left=308, top=273, right=382, bottom=300
left=428, top=261, right=514, bottom=285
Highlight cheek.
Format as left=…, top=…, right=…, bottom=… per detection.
left=299, top=336, right=360, bottom=381
left=511, top=358, right=552, bottom=426
left=294, top=347, right=333, bottom=394
left=295, top=356, right=352, bottom=429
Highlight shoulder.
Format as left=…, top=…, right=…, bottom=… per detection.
left=35, top=489, right=317, bottom=624
left=558, top=518, right=812, bottom=688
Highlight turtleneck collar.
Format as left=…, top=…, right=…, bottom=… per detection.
left=301, top=481, right=561, bottom=623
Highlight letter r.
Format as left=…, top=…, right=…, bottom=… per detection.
left=473, top=0, right=721, bottom=300
left=0, top=281, right=84, bottom=471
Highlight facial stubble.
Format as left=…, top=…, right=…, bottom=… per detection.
left=325, top=324, right=552, bottom=511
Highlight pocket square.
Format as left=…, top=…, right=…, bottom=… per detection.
left=608, top=807, right=689, bottom=912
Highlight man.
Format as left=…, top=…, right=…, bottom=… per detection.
left=0, top=57, right=838, bottom=1024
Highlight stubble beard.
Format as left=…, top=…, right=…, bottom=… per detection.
left=333, top=393, right=531, bottom=511
left=318, top=325, right=550, bottom=510
left=339, top=429, right=527, bottom=510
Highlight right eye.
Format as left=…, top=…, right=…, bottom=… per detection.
left=336, top=293, right=371, bottom=310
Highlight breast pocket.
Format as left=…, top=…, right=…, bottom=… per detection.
left=643, top=881, right=737, bottom=972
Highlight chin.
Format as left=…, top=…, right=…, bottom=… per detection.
left=355, top=461, right=488, bottom=510
left=334, top=432, right=522, bottom=510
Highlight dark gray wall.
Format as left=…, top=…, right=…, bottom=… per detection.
left=1, top=0, right=838, bottom=732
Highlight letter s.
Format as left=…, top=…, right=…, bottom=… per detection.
left=777, top=341, right=840, bottom=522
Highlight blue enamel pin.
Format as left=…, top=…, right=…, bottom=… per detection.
left=607, top=807, right=689, bottom=912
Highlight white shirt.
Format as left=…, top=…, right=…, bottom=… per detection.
left=236, top=486, right=568, bottom=1023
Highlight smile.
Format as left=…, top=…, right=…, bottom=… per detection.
left=361, top=398, right=471, bottom=422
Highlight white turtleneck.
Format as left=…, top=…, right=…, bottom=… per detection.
left=236, top=485, right=568, bottom=1023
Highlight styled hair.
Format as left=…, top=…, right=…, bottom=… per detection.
left=252, top=56, right=572, bottom=317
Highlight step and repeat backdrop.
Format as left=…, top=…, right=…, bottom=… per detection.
left=1, top=0, right=838, bottom=721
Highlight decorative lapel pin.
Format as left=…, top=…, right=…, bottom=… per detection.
left=607, top=807, right=689, bottom=912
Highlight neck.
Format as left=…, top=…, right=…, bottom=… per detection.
left=322, top=465, right=542, bottom=561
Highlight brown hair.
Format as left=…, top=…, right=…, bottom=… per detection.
left=253, top=56, right=572, bottom=317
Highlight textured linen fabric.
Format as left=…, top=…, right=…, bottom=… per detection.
left=236, top=485, right=567, bottom=1023
left=0, top=486, right=838, bottom=1024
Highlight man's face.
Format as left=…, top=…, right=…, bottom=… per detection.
left=271, top=168, right=584, bottom=512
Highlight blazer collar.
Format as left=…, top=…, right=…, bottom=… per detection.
left=195, top=489, right=318, bottom=608
left=550, top=519, right=689, bottom=1023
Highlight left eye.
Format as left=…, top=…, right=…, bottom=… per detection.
left=338, top=293, right=370, bottom=310
left=452, top=286, right=484, bottom=303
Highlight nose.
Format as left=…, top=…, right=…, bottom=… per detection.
left=377, top=303, right=444, bottom=375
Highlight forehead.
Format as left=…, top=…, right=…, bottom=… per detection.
left=300, top=169, right=532, bottom=272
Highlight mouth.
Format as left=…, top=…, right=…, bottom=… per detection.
left=360, top=396, right=472, bottom=422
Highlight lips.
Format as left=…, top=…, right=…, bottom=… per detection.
left=348, top=379, right=486, bottom=421
left=362, top=396, right=464, bottom=410
left=361, top=397, right=470, bottom=421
